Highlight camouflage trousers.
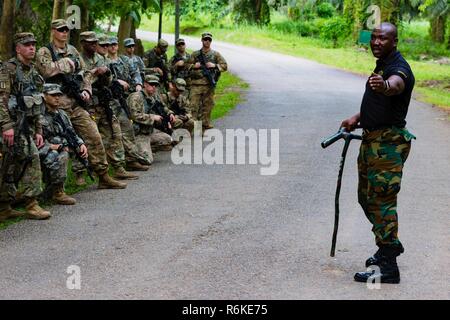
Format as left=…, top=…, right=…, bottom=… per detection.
left=172, top=115, right=195, bottom=133
left=190, top=85, right=215, bottom=128
left=87, top=104, right=126, bottom=170
left=40, top=149, right=69, bottom=192
left=134, top=130, right=172, bottom=165
left=0, top=135, right=42, bottom=209
left=60, top=96, right=109, bottom=175
left=112, top=100, right=151, bottom=166
left=357, top=127, right=415, bottom=248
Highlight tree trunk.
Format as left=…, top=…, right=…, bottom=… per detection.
left=52, top=0, right=65, bottom=20
left=130, top=22, right=144, bottom=57
left=0, top=0, right=15, bottom=60
left=118, top=15, right=133, bottom=52
left=430, top=15, right=446, bottom=43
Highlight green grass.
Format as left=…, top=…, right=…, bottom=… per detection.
left=139, top=16, right=450, bottom=109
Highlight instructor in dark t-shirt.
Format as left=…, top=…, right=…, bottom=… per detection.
left=341, top=22, right=416, bottom=284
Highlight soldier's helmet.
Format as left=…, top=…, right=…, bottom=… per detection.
left=14, top=32, right=37, bottom=45
left=157, top=39, right=169, bottom=49
left=109, top=37, right=119, bottom=45
left=43, top=83, right=63, bottom=95
left=124, top=38, right=136, bottom=47
left=201, top=32, right=213, bottom=41
left=51, top=19, right=69, bottom=30
left=174, top=78, right=186, bottom=92
left=97, top=34, right=111, bottom=46
left=79, top=31, right=98, bottom=43
left=144, top=75, right=160, bottom=85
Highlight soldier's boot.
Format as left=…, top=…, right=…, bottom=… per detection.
left=74, top=172, right=86, bottom=186
left=24, top=199, right=51, bottom=220
left=52, top=186, right=76, bottom=205
left=355, top=246, right=402, bottom=284
left=365, top=244, right=404, bottom=267
left=0, top=207, right=24, bottom=222
left=113, top=167, right=139, bottom=180
left=126, top=162, right=150, bottom=172
left=98, top=173, right=127, bottom=189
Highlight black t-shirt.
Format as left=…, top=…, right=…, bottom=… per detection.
left=360, top=51, right=415, bottom=129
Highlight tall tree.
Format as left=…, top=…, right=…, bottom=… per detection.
left=0, top=0, right=15, bottom=60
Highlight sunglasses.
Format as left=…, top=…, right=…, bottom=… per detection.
left=100, top=44, right=110, bottom=48
left=202, top=38, right=212, bottom=42
left=126, top=45, right=135, bottom=48
left=176, top=42, right=185, bottom=46
left=56, top=27, right=70, bottom=33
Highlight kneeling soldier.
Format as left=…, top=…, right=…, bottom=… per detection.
left=127, top=75, right=174, bottom=164
left=162, top=78, right=194, bottom=133
left=40, top=84, right=88, bottom=205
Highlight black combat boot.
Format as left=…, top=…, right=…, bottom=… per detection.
left=365, top=243, right=404, bottom=267
left=355, top=245, right=402, bottom=284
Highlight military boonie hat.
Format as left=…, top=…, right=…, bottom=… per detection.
left=175, top=38, right=185, bottom=45
left=157, top=39, right=169, bottom=48
left=109, top=37, right=119, bottom=45
left=144, top=75, right=160, bottom=85
left=79, top=31, right=98, bottom=42
left=51, top=19, right=68, bottom=29
left=97, top=34, right=110, bottom=45
left=14, top=32, right=37, bottom=45
left=124, top=38, right=135, bottom=47
left=201, top=32, right=213, bottom=40
left=174, top=78, right=186, bottom=91
left=43, top=83, right=63, bottom=95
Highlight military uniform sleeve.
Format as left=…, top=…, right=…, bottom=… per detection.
left=181, top=96, right=192, bottom=118
left=77, top=51, right=94, bottom=96
left=215, top=51, right=227, bottom=72
left=128, top=92, right=154, bottom=126
left=36, top=47, right=74, bottom=79
left=0, top=66, right=14, bottom=132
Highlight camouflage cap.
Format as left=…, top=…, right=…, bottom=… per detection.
left=97, top=34, right=110, bottom=45
left=14, top=32, right=37, bottom=45
left=201, top=32, right=213, bottom=40
left=109, top=37, right=119, bottom=45
left=124, top=38, right=135, bottom=47
left=175, top=38, right=186, bottom=45
left=51, top=19, right=68, bottom=29
left=80, top=31, right=98, bottom=42
left=144, top=75, right=160, bottom=85
left=157, top=39, right=169, bottom=48
left=174, top=78, right=186, bottom=91
left=43, top=83, right=63, bottom=95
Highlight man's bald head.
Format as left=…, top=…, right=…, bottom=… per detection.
left=370, top=22, right=398, bottom=59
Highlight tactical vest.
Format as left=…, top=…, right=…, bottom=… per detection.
left=7, top=59, right=44, bottom=119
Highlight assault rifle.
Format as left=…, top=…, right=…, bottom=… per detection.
left=151, top=100, right=173, bottom=135
left=53, top=112, right=95, bottom=181
left=109, top=62, right=131, bottom=119
left=198, top=51, right=220, bottom=88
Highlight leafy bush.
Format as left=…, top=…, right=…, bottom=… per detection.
left=316, top=2, right=335, bottom=18
left=271, top=20, right=320, bottom=37
left=319, top=17, right=351, bottom=47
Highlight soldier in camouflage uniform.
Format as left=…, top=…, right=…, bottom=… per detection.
left=123, top=38, right=145, bottom=85
left=80, top=32, right=137, bottom=181
left=169, top=39, right=191, bottom=95
left=127, top=75, right=174, bottom=165
left=0, top=33, right=50, bottom=220
left=143, top=39, right=170, bottom=91
left=107, top=36, right=150, bottom=171
left=341, top=23, right=415, bottom=284
left=35, top=20, right=126, bottom=189
left=161, top=78, right=194, bottom=133
left=40, top=83, right=87, bottom=205
left=186, top=32, right=227, bottom=130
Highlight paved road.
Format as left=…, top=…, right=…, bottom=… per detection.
left=0, top=32, right=449, bottom=300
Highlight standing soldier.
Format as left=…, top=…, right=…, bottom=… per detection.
left=40, top=83, right=87, bottom=205
left=107, top=36, right=151, bottom=171
left=187, top=32, right=227, bottom=130
left=123, top=38, right=145, bottom=84
left=0, top=32, right=50, bottom=220
left=127, top=75, right=174, bottom=165
left=340, top=23, right=415, bottom=284
left=143, top=39, right=170, bottom=90
left=161, top=78, right=194, bottom=133
left=169, top=39, right=191, bottom=95
left=35, top=19, right=126, bottom=189
left=79, top=32, right=137, bottom=181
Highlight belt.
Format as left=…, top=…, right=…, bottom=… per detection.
left=362, top=125, right=402, bottom=134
